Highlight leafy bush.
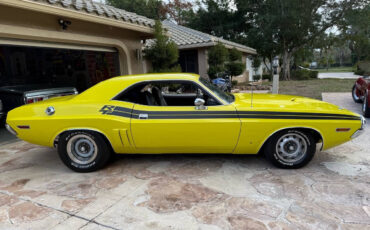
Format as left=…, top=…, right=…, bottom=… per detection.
left=357, top=61, right=370, bottom=75
left=207, top=43, right=229, bottom=78
left=232, top=80, right=238, bottom=86
left=309, top=70, right=319, bottom=79
left=208, top=65, right=225, bottom=79
left=302, top=62, right=310, bottom=68
left=226, top=62, right=245, bottom=77
left=144, top=21, right=181, bottom=73
left=262, top=74, right=272, bottom=81
left=355, top=69, right=365, bottom=75
left=291, top=69, right=311, bottom=80
left=253, top=75, right=261, bottom=81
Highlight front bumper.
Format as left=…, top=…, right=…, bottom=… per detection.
left=351, top=116, right=366, bottom=139
left=5, top=123, right=17, bottom=136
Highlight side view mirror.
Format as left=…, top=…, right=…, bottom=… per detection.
left=194, top=98, right=207, bottom=110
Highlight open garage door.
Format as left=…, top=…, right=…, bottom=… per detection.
left=0, top=39, right=120, bottom=92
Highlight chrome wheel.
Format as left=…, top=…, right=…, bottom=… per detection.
left=353, top=87, right=360, bottom=101
left=66, top=134, right=98, bottom=165
left=275, top=133, right=307, bottom=164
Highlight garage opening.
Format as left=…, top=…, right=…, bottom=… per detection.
left=0, top=43, right=121, bottom=93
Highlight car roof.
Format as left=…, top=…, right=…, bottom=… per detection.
left=76, top=73, right=201, bottom=102
left=107, top=73, right=200, bottom=83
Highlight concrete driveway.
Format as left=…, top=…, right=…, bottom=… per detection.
left=318, top=72, right=359, bottom=79
left=0, top=94, right=369, bottom=230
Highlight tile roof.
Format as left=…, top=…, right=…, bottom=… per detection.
left=28, top=1, right=255, bottom=54
left=32, top=0, right=155, bottom=28
left=162, top=20, right=256, bottom=54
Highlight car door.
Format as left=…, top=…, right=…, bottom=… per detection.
left=130, top=81, right=241, bottom=154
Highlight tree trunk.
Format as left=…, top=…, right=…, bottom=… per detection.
left=270, top=56, right=274, bottom=78
left=282, top=50, right=292, bottom=80
left=326, top=59, right=329, bottom=71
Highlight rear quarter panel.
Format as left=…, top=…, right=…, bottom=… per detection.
left=6, top=100, right=134, bottom=154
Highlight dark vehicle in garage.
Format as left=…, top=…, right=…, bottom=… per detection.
left=352, top=75, right=370, bottom=117
left=0, top=85, right=77, bottom=123
left=0, top=44, right=120, bottom=125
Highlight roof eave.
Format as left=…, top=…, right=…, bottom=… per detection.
left=178, top=42, right=257, bottom=55
left=2, top=0, right=155, bottom=36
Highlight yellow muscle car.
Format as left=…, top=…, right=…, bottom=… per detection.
left=5, top=73, right=366, bottom=172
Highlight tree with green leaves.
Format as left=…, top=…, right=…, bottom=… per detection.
left=226, top=48, right=245, bottom=80
left=144, top=21, right=181, bottom=73
left=207, top=43, right=229, bottom=78
left=340, top=5, right=370, bottom=62
left=161, top=0, right=193, bottom=25
left=185, top=0, right=245, bottom=41
left=106, top=0, right=164, bottom=19
left=235, top=0, right=367, bottom=80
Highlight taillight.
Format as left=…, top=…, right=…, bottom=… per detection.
left=26, top=98, right=34, bottom=104
left=25, top=97, right=45, bottom=104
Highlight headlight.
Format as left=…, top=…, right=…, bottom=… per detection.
left=5, top=124, right=17, bottom=136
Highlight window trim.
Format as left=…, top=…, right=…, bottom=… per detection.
left=111, top=79, right=225, bottom=106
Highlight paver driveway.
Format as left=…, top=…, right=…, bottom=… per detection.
left=0, top=93, right=369, bottom=230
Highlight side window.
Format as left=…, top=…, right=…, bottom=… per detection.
left=115, top=81, right=221, bottom=106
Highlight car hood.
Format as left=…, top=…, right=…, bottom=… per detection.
left=232, top=93, right=361, bottom=117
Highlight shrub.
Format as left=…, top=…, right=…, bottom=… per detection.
left=309, top=70, right=319, bottom=79
left=262, top=74, right=272, bottom=81
left=144, top=21, right=181, bottom=73
left=226, top=62, right=245, bottom=78
left=207, top=43, right=228, bottom=78
left=291, top=69, right=311, bottom=80
left=302, top=62, right=310, bottom=68
left=232, top=80, right=238, bottom=86
left=355, top=69, right=365, bottom=75
left=357, top=61, right=370, bottom=75
left=253, top=75, right=261, bottom=81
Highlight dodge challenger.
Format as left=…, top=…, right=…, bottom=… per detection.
left=6, top=74, right=366, bottom=172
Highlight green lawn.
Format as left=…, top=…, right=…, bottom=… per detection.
left=279, top=79, right=354, bottom=100
left=316, top=67, right=354, bottom=73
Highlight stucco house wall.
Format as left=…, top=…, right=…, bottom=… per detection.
left=0, top=0, right=154, bottom=76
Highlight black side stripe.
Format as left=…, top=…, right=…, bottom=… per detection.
left=236, top=111, right=358, bottom=118
left=100, top=105, right=361, bottom=120
left=129, top=115, right=359, bottom=120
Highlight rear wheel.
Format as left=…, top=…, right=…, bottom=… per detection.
left=362, top=91, right=370, bottom=118
left=264, top=130, right=316, bottom=169
left=352, top=85, right=362, bottom=103
left=58, top=131, right=111, bottom=172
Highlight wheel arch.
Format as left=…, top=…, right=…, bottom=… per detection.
left=52, top=128, right=114, bottom=152
left=258, top=127, right=324, bottom=153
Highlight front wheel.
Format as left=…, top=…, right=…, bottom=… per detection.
left=264, top=130, right=316, bottom=169
left=58, top=131, right=111, bottom=172
left=352, top=85, right=363, bottom=103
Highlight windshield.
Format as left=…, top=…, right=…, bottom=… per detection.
left=199, top=78, right=235, bottom=104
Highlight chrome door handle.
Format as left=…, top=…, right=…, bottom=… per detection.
left=139, top=114, right=148, bottom=119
